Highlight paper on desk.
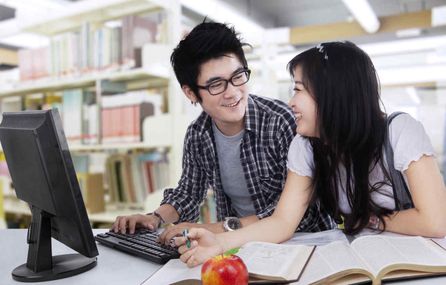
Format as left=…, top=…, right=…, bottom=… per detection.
left=432, top=237, right=446, bottom=251
left=141, top=259, right=200, bottom=285
left=282, top=229, right=349, bottom=246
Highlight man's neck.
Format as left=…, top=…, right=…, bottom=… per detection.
left=213, top=120, right=244, bottom=136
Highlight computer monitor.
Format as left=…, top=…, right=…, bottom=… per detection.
left=0, top=109, right=98, bottom=282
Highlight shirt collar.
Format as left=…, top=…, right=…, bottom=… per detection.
left=244, top=95, right=260, bottom=135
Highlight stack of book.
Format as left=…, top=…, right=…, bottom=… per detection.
left=105, top=152, right=169, bottom=205
left=17, top=13, right=166, bottom=81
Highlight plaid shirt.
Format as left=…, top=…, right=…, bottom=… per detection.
left=161, top=95, right=335, bottom=232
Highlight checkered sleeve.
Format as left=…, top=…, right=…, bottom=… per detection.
left=160, top=127, right=208, bottom=223
left=297, top=202, right=336, bottom=232
left=257, top=112, right=296, bottom=219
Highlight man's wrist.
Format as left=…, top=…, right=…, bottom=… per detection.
left=223, top=217, right=242, bottom=232
left=147, top=211, right=165, bottom=228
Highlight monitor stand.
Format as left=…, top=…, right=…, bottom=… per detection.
left=11, top=206, right=97, bottom=282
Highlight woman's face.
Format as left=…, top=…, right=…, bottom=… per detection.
left=288, top=65, right=319, bottom=137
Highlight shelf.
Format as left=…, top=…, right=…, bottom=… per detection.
left=0, top=68, right=169, bottom=98
left=3, top=195, right=144, bottom=224
left=22, top=0, right=167, bottom=36
left=68, top=142, right=170, bottom=152
left=0, top=142, right=169, bottom=153
left=88, top=207, right=144, bottom=224
left=3, top=197, right=30, bottom=216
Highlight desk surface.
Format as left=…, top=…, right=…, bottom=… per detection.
left=1, top=229, right=446, bottom=285
left=0, top=229, right=161, bottom=285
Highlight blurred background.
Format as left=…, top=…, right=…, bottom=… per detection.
left=0, top=0, right=445, bottom=228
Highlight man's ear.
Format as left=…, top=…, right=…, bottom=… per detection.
left=182, top=85, right=198, bottom=103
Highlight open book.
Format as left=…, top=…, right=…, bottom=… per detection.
left=295, top=235, right=446, bottom=285
left=142, top=242, right=315, bottom=285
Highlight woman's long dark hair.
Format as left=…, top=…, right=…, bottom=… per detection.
left=287, top=41, right=393, bottom=235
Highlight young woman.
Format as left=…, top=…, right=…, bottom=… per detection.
left=175, top=41, right=446, bottom=267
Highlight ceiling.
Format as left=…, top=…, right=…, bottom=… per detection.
left=182, top=0, right=446, bottom=47
left=222, top=0, right=446, bottom=28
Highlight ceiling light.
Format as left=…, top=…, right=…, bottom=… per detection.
left=342, top=0, right=380, bottom=33
left=359, top=35, right=446, bottom=56
left=432, top=5, right=446, bottom=27
left=0, top=32, right=49, bottom=49
left=180, top=0, right=264, bottom=45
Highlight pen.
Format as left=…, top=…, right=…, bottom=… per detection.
left=183, top=229, right=191, bottom=249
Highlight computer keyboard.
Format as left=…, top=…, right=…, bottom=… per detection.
left=95, top=229, right=179, bottom=264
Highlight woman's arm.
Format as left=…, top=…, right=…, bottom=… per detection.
left=177, top=171, right=313, bottom=267
left=383, top=155, right=446, bottom=237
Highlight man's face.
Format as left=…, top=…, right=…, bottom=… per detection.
left=193, top=53, right=249, bottom=136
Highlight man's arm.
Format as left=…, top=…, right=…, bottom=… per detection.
left=256, top=113, right=296, bottom=220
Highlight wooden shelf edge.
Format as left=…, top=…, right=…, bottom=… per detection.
left=22, top=0, right=167, bottom=36
left=0, top=67, right=169, bottom=98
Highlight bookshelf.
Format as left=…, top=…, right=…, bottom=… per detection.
left=0, top=0, right=186, bottom=226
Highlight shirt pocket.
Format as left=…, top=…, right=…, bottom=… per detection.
left=257, top=152, right=284, bottom=194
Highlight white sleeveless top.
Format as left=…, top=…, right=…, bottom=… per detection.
left=287, top=114, right=435, bottom=213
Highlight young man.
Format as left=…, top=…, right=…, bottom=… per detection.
left=112, top=21, right=334, bottom=243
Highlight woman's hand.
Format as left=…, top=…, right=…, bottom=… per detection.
left=175, top=228, right=225, bottom=267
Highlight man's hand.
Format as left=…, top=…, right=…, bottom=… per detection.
left=111, top=214, right=160, bottom=234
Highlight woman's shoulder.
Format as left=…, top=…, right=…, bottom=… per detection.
left=289, top=134, right=312, bottom=152
left=288, top=135, right=315, bottom=176
left=389, top=112, right=417, bottom=127
left=388, top=113, right=426, bottom=139
left=387, top=112, right=435, bottom=171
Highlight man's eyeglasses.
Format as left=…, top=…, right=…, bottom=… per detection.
left=196, top=68, right=251, bottom=96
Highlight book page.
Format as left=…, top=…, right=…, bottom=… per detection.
left=292, top=241, right=370, bottom=285
left=351, top=236, right=446, bottom=277
left=141, top=259, right=200, bottom=285
left=236, top=242, right=313, bottom=280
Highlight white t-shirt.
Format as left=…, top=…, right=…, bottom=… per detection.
left=287, top=114, right=435, bottom=213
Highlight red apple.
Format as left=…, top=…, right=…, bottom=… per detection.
left=201, top=254, right=248, bottom=285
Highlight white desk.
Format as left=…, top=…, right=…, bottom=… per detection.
left=1, top=229, right=446, bottom=285
left=0, top=229, right=161, bottom=285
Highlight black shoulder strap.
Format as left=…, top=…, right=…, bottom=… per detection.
left=385, top=112, right=414, bottom=210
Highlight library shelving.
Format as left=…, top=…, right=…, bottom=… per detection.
left=0, top=0, right=188, bottom=227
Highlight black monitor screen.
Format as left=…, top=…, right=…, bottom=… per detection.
left=0, top=109, right=98, bottom=282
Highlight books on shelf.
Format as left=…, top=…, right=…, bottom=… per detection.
left=0, top=96, right=22, bottom=124
left=102, top=90, right=163, bottom=144
left=17, top=12, right=166, bottom=82
left=77, top=173, right=105, bottom=214
left=18, top=47, right=50, bottom=81
left=143, top=242, right=315, bottom=284
left=122, top=14, right=159, bottom=69
left=105, top=152, right=169, bottom=205
left=62, top=88, right=86, bottom=143
left=0, top=96, right=22, bottom=114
